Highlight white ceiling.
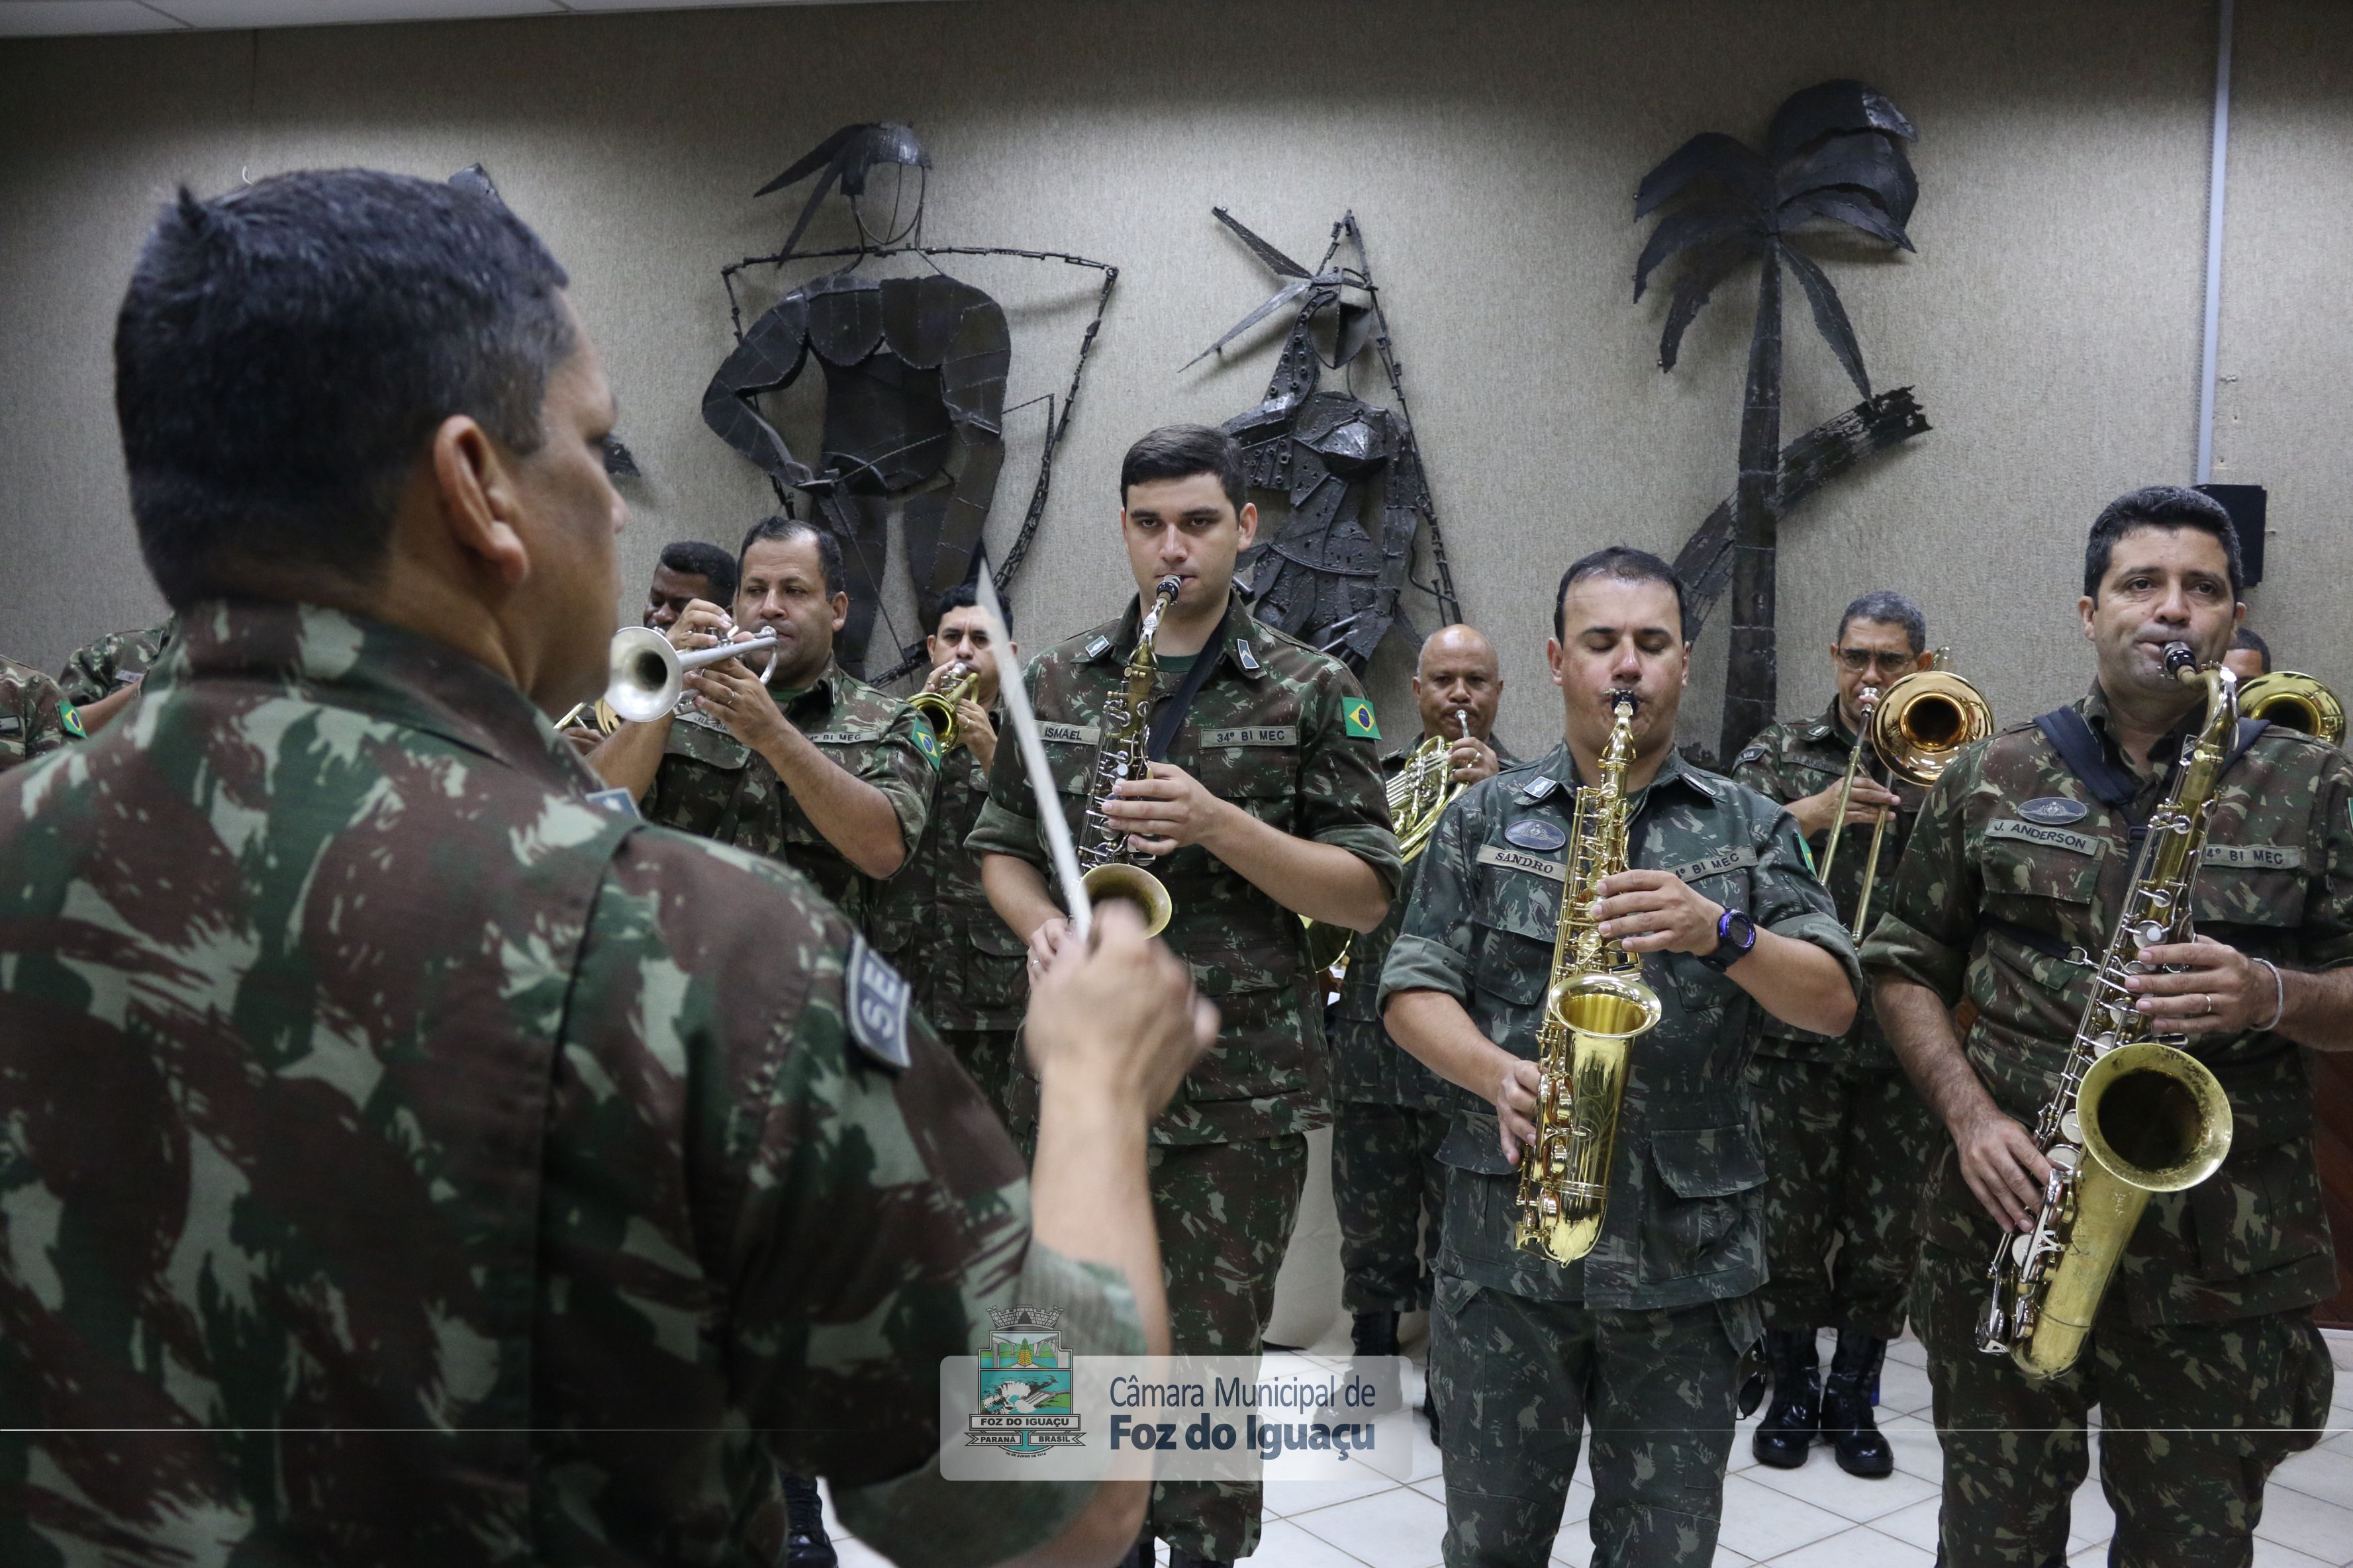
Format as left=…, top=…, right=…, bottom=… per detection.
left=0, top=0, right=930, bottom=38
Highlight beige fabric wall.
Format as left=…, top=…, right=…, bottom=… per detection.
left=0, top=0, right=2344, bottom=755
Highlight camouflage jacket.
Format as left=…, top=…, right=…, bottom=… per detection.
left=1331, top=739, right=1519, bottom=1108
left=968, top=594, right=1402, bottom=1144
left=644, top=661, right=939, bottom=927
left=54, top=612, right=177, bottom=706
left=0, top=655, right=81, bottom=774
left=0, top=602, right=1135, bottom=1568
left=1380, top=741, right=1860, bottom=1311
left=1862, top=684, right=2353, bottom=1324
left=868, top=714, right=1029, bottom=1031
left=1732, top=700, right=1923, bottom=1069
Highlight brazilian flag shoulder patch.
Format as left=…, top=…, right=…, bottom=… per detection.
left=59, top=700, right=85, bottom=740
left=1343, top=698, right=1380, bottom=741
left=1795, top=833, right=1816, bottom=876
left=910, top=715, right=943, bottom=768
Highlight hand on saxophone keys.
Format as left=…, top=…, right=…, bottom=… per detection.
left=1492, top=1056, right=1545, bottom=1166
left=2121, top=932, right=2269, bottom=1033
left=1952, top=1101, right=2054, bottom=1233
left=1589, top=871, right=1728, bottom=956
left=1098, top=762, right=1227, bottom=856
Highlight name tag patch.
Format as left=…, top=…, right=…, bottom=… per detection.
left=1202, top=725, right=1297, bottom=748
left=1987, top=818, right=2104, bottom=857
left=1661, top=846, right=1758, bottom=883
left=1504, top=817, right=1568, bottom=852
left=2019, top=796, right=2090, bottom=825
left=845, top=934, right=913, bottom=1070
left=1039, top=721, right=1099, bottom=747
left=1478, top=844, right=1566, bottom=882
left=806, top=729, right=882, bottom=747
left=2201, top=843, right=2304, bottom=870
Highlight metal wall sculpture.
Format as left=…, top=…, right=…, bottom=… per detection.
left=1635, top=79, right=1927, bottom=762
left=1188, top=209, right=1459, bottom=669
left=705, top=123, right=1117, bottom=680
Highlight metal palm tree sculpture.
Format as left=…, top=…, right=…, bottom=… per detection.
left=1637, top=79, right=1920, bottom=761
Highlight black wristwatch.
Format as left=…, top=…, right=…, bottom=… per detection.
left=1694, top=907, right=1756, bottom=973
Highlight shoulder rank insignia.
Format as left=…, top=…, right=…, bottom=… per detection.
left=1735, top=744, right=1766, bottom=765
left=845, top=934, right=913, bottom=1070
left=1343, top=698, right=1380, bottom=739
left=910, top=716, right=943, bottom=768
left=583, top=786, right=640, bottom=819
left=1235, top=639, right=1263, bottom=674
left=58, top=700, right=85, bottom=740
left=1083, top=634, right=1114, bottom=661
left=1518, top=774, right=1563, bottom=803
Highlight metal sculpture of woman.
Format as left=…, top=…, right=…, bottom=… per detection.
left=705, top=124, right=1114, bottom=680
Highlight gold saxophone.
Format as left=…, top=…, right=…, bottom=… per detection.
left=1075, top=576, right=1182, bottom=937
left=1515, top=694, right=1665, bottom=1262
left=1977, top=642, right=2237, bottom=1378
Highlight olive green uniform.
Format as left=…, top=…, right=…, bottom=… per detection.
left=0, top=655, right=83, bottom=774
left=1861, top=686, right=2346, bottom=1565
left=1380, top=743, right=1859, bottom=1568
left=969, top=593, right=1400, bottom=1563
left=55, top=614, right=177, bottom=707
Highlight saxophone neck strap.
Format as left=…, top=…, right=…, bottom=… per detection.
left=2030, top=706, right=2270, bottom=828
left=1145, top=597, right=1238, bottom=762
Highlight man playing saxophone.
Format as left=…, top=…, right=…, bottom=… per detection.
left=972, top=424, right=1398, bottom=1568
left=1382, top=547, right=1859, bottom=1568
left=1331, top=625, right=1513, bottom=1392
left=1866, top=486, right=2353, bottom=1566
left=1728, top=590, right=1939, bottom=1476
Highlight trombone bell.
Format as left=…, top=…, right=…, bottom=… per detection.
left=1870, top=669, right=1995, bottom=788
left=2238, top=671, right=2345, bottom=746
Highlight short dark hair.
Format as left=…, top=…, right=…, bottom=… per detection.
left=932, top=581, right=1010, bottom=635
left=2083, top=486, right=2243, bottom=601
left=1120, top=424, right=1247, bottom=514
left=657, top=540, right=737, bottom=605
left=115, top=169, right=575, bottom=608
left=2232, top=625, right=2272, bottom=672
left=1555, top=547, right=1688, bottom=641
left=738, top=514, right=843, bottom=600
left=1836, top=590, right=1927, bottom=654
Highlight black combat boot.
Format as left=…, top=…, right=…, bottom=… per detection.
left=782, top=1473, right=837, bottom=1568
left=1351, top=1309, right=1401, bottom=1358
left=1821, top=1330, right=1895, bottom=1477
left=1749, top=1329, right=1821, bottom=1469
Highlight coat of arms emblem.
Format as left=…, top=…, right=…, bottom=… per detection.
left=968, top=1304, right=1084, bottom=1456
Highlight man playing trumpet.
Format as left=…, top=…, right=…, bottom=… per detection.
left=1728, top=590, right=1939, bottom=1476
left=1383, top=547, right=1859, bottom=1568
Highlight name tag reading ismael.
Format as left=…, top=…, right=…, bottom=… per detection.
left=1201, top=725, right=1298, bottom=748
left=2200, top=843, right=2305, bottom=871
left=1476, top=845, right=1566, bottom=882
left=1039, top=721, right=1100, bottom=747
left=1659, top=846, right=1758, bottom=883
left=1986, top=818, right=2104, bottom=858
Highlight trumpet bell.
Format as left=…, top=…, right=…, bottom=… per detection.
left=2239, top=671, right=2345, bottom=745
left=1870, top=669, right=1995, bottom=787
left=1080, top=862, right=1174, bottom=938
left=608, top=626, right=685, bottom=724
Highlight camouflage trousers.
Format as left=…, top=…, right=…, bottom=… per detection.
left=1145, top=1134, right=1308, bottom=1563
left=1744, top=1056, right=1935, bottom=1338
left=1333, top=1100, right=1448, bottom=1313
left=940, top=1025, right=1028, bottom=1143
left=1913, top=1240, right=2335, bottom=1567
left=1428, top=1273, right=1743, bottom=1568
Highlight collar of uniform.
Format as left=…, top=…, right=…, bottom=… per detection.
left=2081, top=682, right=2201, bottom=774
left=168, top=599, right=603, bottom=796
left=1088, top=589, right=1268, bottom=679
left=772, top=660, right=849, bottom=723
left=1519, top=739, right=1717, bottom=803
left=1811, top=696, right=1860, bottom=749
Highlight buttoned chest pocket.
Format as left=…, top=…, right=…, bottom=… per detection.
left=1188, top=731, right=1302, bottom=833
left=1468, top=859, right=1562, bottom=1012
left=2188, top=829, right=2310, bottom=935
left=798, top=731, right=883, bottom=841
left=1977, top=827, right=2103, bottom=991
left=1657, top=851, right=1757, bottom=1016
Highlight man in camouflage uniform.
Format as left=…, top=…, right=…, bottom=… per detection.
left=1382, top=547, right=1862, bottom=1568
left=588, top=514, right=939, bottom=929
left=972, top=424, right=1400, bottom=1568
left=0, top=655, right=83, bottom=773
left=1866, top=486, right=2350, bottom=1566
left=558, top=540, right=738, bottom=748
left=54, top=612, right=173, bottom=732
left=1330, top=623, right=1511, bottom=1385
left=1728, top=589, right=1939, bottom=1476
left=869, top=582, right=1030, bottom=1134
left=0, top=167, right=1208, bottom=1568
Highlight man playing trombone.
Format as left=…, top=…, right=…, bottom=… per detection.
left=1729, top=590, right=1939, bottom=1476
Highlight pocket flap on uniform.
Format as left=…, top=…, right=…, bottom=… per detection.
left=664, top=714, right=751, bottom=770
left=971, top=921, right=1028, bottom=956
left=1649, top=1125, right=1766, bottom=1199
left=1437, top=1112, right=1519, bottom=1176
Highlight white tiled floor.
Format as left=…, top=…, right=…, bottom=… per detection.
left=822, top=1327, right=2353, bottom=1568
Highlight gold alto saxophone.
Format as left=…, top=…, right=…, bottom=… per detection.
left=1075, top=575, right=1182, bottom=937
left=1977, top=642, right=2237, bottom=1378
left=1515, top=694, right=1665, bottom=1262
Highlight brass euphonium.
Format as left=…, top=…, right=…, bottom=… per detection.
left=1976, top=643, right=2236, bottom=1379
left=2238, top=670, right=2344, bottom=745
left=1514, top=694, right=1664, bottom=1263
left=1075, top=576, right=1182, bottom=937
left=908, top=665, right=981, bottom=750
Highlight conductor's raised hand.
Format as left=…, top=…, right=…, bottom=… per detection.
left=1026, top=902, right=1215, bottom=1119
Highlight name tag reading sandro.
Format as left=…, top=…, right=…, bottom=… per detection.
left=2201, top=843, right=2305, bottom=871
left=1476, top=845, right=1566, bottom=882
left=1659, top=846, right=1758, bottom=883
left=1039, top=721, right=1099, bottom=747
left=1986, top=818, right=2104, bottom=857
left=1201, top=725, right=1298, bottom=748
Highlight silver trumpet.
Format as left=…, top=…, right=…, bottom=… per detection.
left=604, top=624, right=779, bottom=723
